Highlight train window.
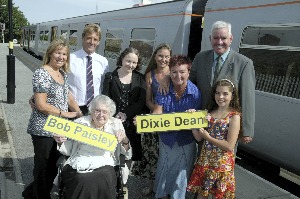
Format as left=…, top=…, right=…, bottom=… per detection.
left=130, top=28, right=156, bottom=72
left=242, top=26, right=300, bottom=47
left=131, top=28, right=156, bottom=40
left=60, top=30, right=68, bottom=40
left=31, top=31, right=35, bottom=41
left=39, top=31, right=44, bottom=41
left=104, top=29, right=123, bottom=60
left=240, top=26, right=300, bottom=99
left=69, top=30, right=78, bottom=47
left=44, top=31, right=49, bottom=41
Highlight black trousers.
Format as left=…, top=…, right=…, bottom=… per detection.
left=31, top=135, right=60, bottom=199
left=124, top=123, right=142, bottom=161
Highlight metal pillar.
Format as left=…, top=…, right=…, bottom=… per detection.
left=6, top=0, right=15, bottom=104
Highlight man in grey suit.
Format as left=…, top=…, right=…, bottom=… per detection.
left=190, top=21, right=255, bottom=143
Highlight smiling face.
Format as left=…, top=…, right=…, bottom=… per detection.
left=82, top=32, right=100, bottom=55
left=121, top=52, right=139, bottom=73
left=210, top=27, right=233, bottom=56
left=154, top=48, right=171, bottom=69
left=91, top=104, right=110, bottom=127
left=170, top=64, right=189, bottom=87
left=48, top=46, right=68, bottom=69
left=214, top=85, right=233, bottom=108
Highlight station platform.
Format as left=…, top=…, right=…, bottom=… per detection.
left=0, top=43, right=298, bottom=199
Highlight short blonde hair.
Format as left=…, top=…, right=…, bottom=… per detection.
left=82, top=24, right=101, bottom=40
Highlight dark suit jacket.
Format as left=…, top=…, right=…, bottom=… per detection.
left=190, top=50, right=256, bottom=138
left=102, top=68, right=147, bottom=121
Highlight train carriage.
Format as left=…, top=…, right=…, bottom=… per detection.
left=21, top=0, right=300, bottom=178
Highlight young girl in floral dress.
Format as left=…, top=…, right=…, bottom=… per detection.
left=187, top=79, right=241, bottom=199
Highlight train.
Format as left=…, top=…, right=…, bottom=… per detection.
left=20, top=0, right=300, bottom=178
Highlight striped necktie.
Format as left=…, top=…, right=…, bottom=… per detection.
left=213, top=56, right=222, bottom=84
left=86, top=56, right=94, bottom=106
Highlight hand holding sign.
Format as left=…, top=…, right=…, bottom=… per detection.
left=53, top=134, right=67, bottom=144
left=135, top=110, right=208, bottom=133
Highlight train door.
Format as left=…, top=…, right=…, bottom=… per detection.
left=29, top=29, right=35, bottom=52
left=50, top=26, right=58, bottom=42
left=187, top=0, right=207, bottom=60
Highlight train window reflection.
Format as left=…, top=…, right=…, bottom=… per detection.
left=104, top=29, right=123, bottom=60
left=131, top=28, right=156, bottom=40
left=242, top=26, right=300, bottom=47
left=60, top=30, right=68, bottom=40
left=240, top=25, right=300, bottom=99
left=69, top=30, right=78, bottom=52
left=130, top=28, right=156, bottom=73
left=39, top=31, right=43, bottom=41
left=44, top=31, right=49, bottom=41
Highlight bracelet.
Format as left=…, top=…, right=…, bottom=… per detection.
left=59, top=110, right=62, bottom=117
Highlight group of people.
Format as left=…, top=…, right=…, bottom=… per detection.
left=23, top=20, right=255, bottom=199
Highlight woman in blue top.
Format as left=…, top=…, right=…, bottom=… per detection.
left=152, top=55, right=201, bottom=199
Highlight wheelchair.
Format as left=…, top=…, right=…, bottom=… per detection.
left=56, top=154, right=127, bottom=199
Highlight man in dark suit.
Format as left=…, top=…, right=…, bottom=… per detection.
left=190, top=21, right=255, bottom=143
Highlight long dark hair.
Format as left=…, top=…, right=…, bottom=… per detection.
left=207, top=79, right=241, bottom=113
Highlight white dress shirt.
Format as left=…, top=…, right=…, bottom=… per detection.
left=68, top=49, right=109, bottom=106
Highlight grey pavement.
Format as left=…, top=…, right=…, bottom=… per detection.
left=0, top=43, right=298, bottom=199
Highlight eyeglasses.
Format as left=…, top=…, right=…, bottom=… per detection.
left=94, top=109, right=109, bottom=115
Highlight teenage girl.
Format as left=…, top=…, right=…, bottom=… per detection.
left=187, top=79, right=241, bottom=199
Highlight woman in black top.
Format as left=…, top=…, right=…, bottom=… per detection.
left=102, top=47, right=146, bottom=161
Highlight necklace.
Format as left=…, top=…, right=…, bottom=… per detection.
left=174, top=85, right=187, bottom=100
left=49, top=65, right=60, bottom=77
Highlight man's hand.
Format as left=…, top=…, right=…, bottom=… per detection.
left=241, top=136, right=253, bottom=144
left=29, top=95, right=36, bottom=110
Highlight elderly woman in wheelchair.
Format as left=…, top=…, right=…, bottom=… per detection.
left=53, top=95, right=131, bottom=199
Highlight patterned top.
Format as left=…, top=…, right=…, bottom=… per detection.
left=201, top=112, right=239, bottom=170
left=187, top=111, right=239, bottom=198
left=155, top=80, right=201, bottom=148
left=27, top=68, right=69, bottom=137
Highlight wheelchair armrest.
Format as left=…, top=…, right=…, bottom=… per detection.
left=56, top=155, right=68, bottom=167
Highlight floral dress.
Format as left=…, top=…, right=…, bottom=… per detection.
left=187, top=111, right=239, bottom=199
